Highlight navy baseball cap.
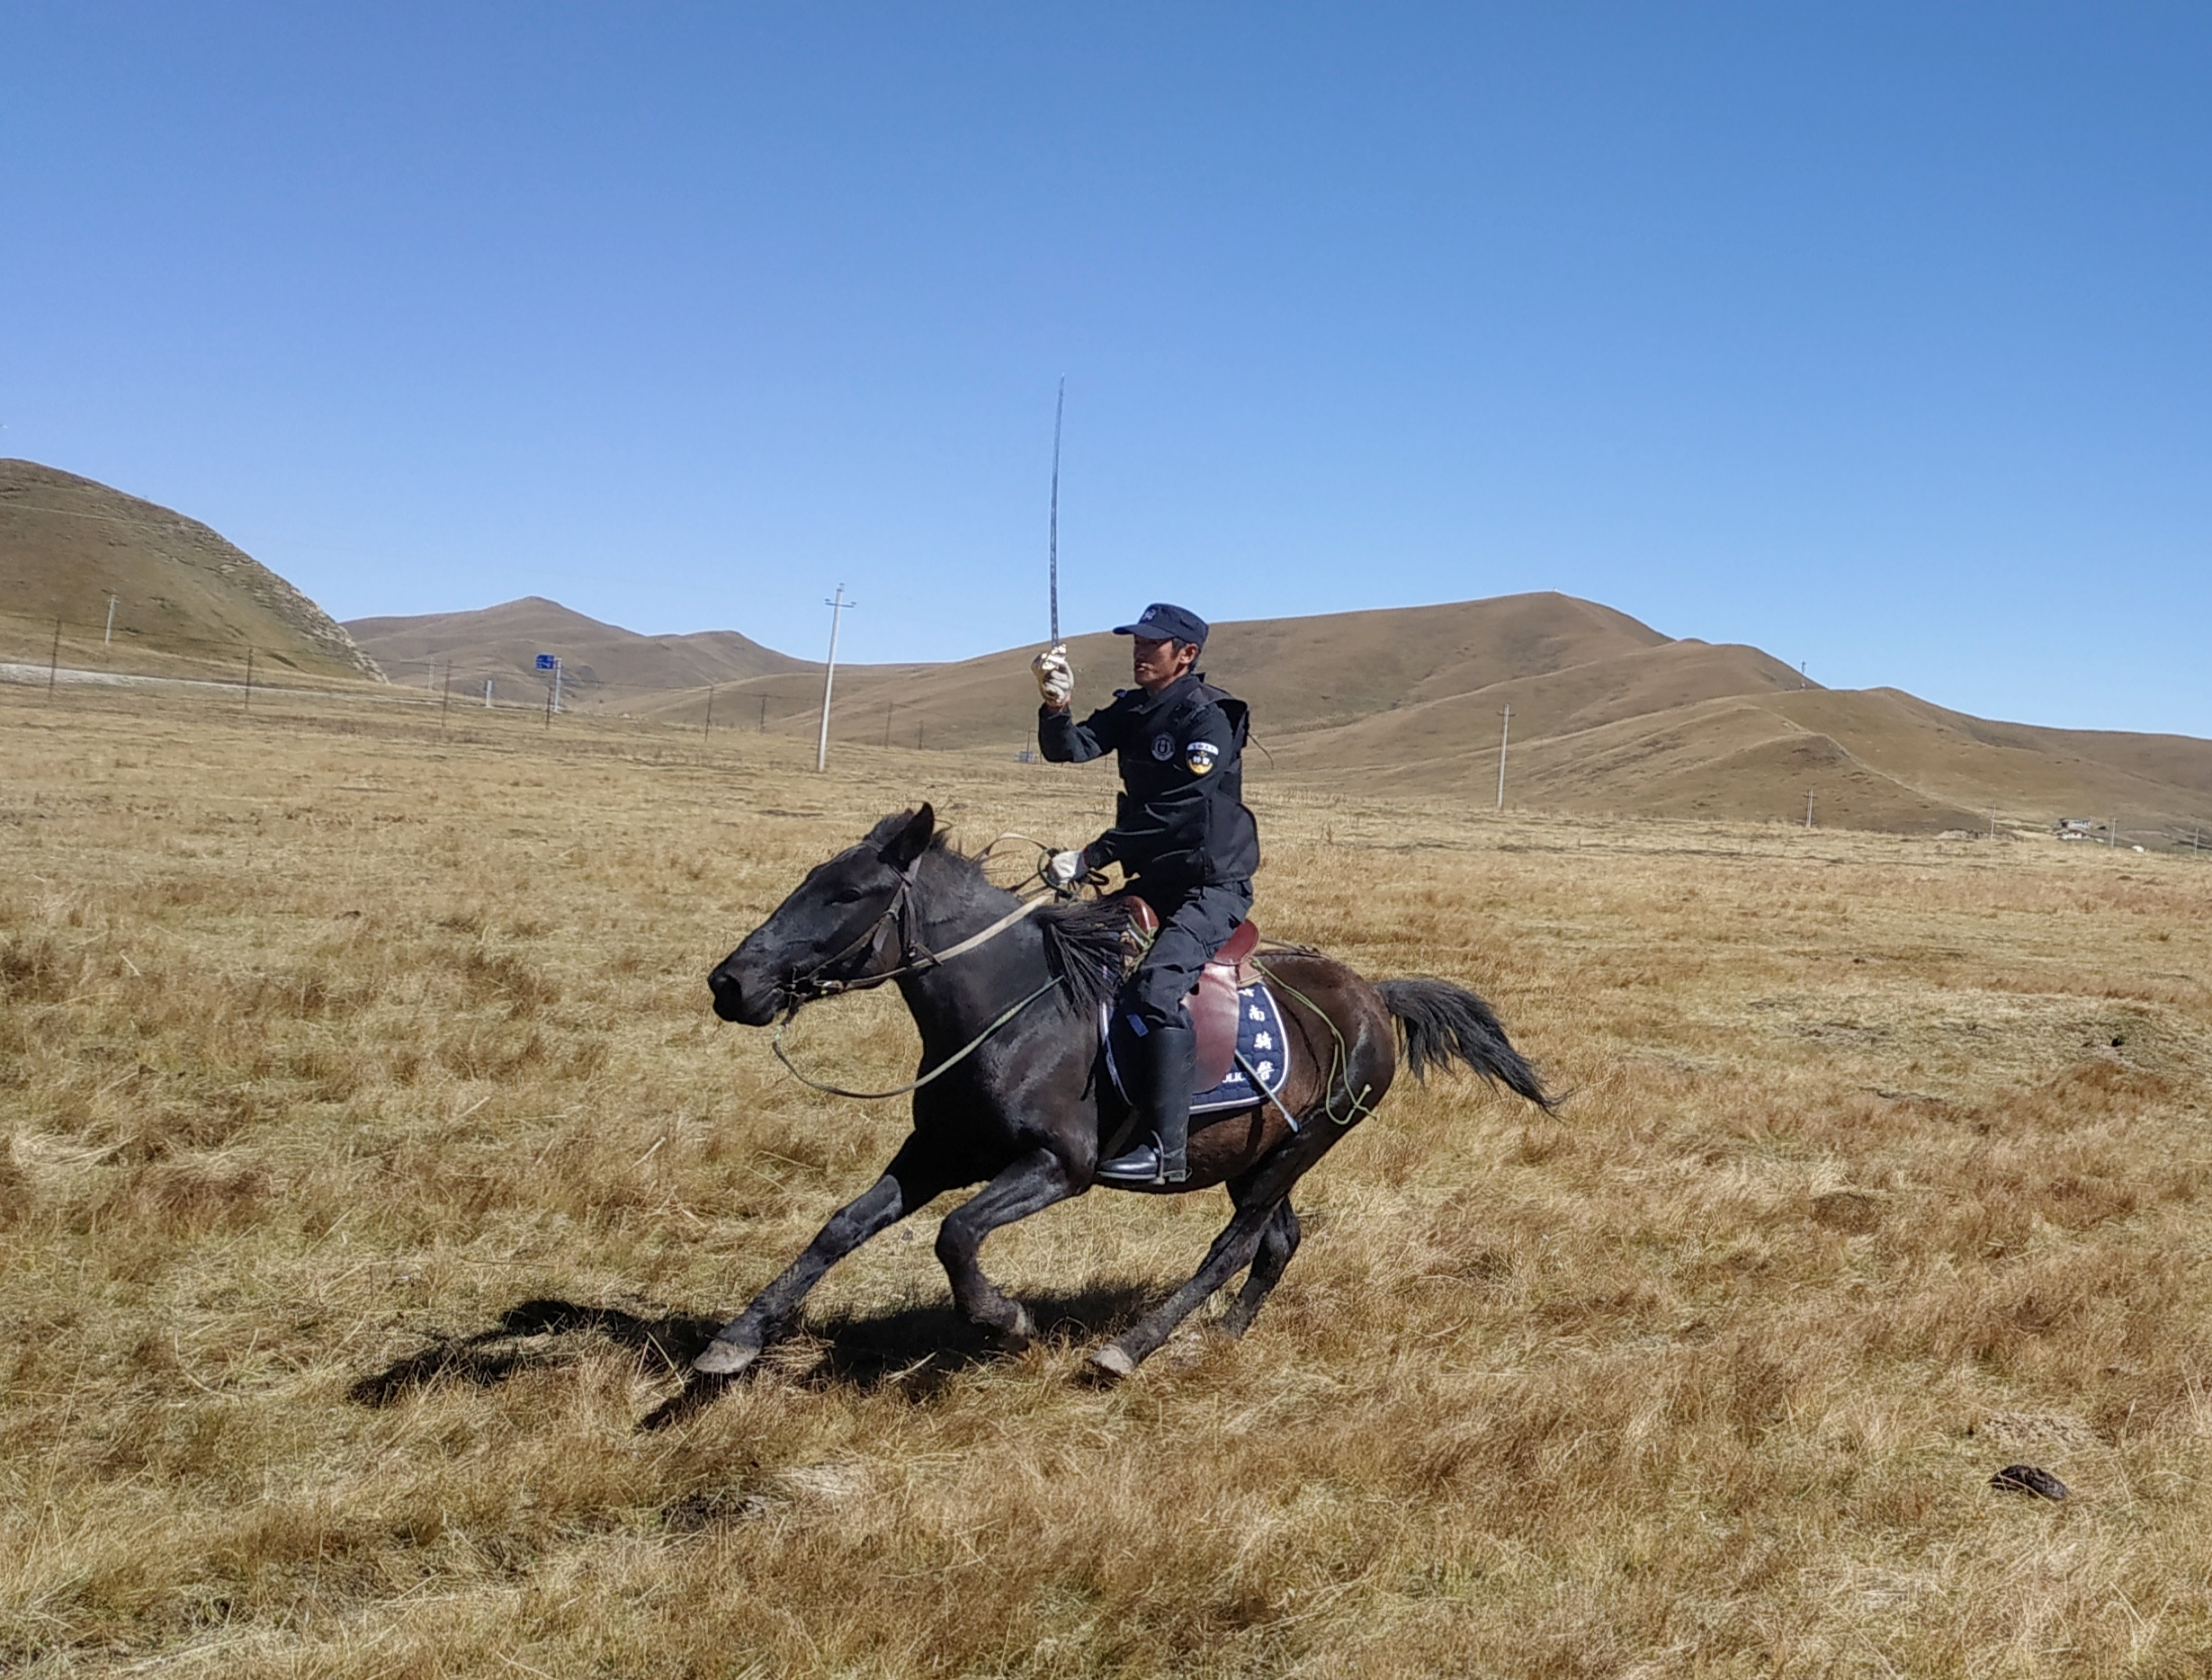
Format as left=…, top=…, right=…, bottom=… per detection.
left=1112, top=603, right=1208, bottom=646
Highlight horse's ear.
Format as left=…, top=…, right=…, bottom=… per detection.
left=879, top=803, right=936, bottom=871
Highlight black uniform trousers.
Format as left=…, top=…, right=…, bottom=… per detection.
left=1123, top=879, right=1254, bottom=1029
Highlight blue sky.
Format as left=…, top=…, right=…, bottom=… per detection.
left=4, top=4, right=2208, bottom=736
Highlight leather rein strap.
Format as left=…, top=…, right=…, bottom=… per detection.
left=773, top=861, right=1062, bottom=1102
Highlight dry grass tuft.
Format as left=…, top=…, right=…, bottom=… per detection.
left=2, top=684, right=2209, bottom=1676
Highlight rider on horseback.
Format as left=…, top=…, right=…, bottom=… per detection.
left=1033, top=603, right=1260, bottom=1186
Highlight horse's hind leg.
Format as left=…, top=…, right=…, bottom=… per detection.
left=1219, top=1197, right=1300, bottom=1341
left=1090, top=1141, right=1320, bottom=1379
left=935, top=1147, right=1080, bottom=1349
left=693, top=1136, right=952, bottom=1377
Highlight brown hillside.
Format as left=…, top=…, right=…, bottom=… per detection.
left=343, top=597, right=822, bottom=703
left=1309, top=682, right=2212, bottom=835
left=632, top=592, right=1682, bottom=746
left=339, top=583, right=2212, bottom=836
left=1266, top=639, right=1809, bottom=772
left=0, top=460, right=382, bottom=680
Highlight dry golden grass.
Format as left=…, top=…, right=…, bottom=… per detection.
left=4, top=682, right=2212, bottom=1678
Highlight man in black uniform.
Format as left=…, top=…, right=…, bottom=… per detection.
left=1033, top=603, right=1260, bottom=1186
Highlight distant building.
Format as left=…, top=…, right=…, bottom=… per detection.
left=2055, top=818, right=2097, bottom=842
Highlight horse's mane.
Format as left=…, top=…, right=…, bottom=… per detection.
left=1033, top=895, right=1132, bottom=1014
left=860, top=815, right=1127, bottom=1014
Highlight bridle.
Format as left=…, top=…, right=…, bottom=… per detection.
left=780, top=851, right=936, bottom=1005
left=766, top=844, right=1067, bottom=1103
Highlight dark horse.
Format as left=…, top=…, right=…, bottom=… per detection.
left=698, top=805, right=1552, bottom=1381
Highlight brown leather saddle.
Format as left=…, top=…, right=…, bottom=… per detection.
left=1119, top=896, right=1265, bottom=1095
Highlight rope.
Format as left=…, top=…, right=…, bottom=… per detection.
left=1249, top=955, right=1376, bottom=1128
left=771, top=977, right=1063, bottom=1101
left=918, top=895, right=1050, bottom=968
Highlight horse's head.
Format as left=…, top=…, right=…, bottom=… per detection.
left=708, top=804, right=937, bottom=1025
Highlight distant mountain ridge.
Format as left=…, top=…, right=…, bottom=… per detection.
left=344, top=595, right=819, bottom=703
left=352, top=589, right=2212, bottom=836
left=8, top=458, right=2201, bottom=836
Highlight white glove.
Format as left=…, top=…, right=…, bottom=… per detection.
left=1032, top=643, right=1072, bottom=708
left=1045, top=849, right=1087, bottom=889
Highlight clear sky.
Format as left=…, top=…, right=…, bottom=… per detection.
left=4, top=4, right=2208, bottom=737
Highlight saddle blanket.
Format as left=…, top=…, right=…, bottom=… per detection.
left=1103, top=979, right=1293, bottom=1115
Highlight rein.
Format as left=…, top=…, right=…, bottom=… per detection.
left=771, top=856, right=1067, bottom=1102
left=773, top=975, right=1062, bottom=1102
left=787, top=860, right=1052, bottom=1004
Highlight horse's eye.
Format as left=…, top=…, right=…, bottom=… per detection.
left=828, top=888, right=868, bottom=907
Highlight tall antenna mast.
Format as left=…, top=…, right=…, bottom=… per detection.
left=1048, top=377, right=1064, bottom=645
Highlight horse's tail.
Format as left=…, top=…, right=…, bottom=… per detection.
left=1376, top=978, right=1555, bottom=1110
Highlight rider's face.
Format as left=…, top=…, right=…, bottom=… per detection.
left=1132, top=636, right=1197, bottom=694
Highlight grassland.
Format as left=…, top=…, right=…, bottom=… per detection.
left=4, top=681, right=2211, bottom=1677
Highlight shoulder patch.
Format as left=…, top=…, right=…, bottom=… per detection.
left=1185, top=739, right=1221, bottom=776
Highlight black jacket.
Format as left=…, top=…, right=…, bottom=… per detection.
left=1038, top=673, right=1261, bottom=889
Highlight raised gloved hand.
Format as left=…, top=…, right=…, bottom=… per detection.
left=1044, top=848, right=1087, bottom=889
left=1032, top=643, right=1072, bottom=709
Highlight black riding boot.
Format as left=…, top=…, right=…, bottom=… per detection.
left=1097, top=1017, right=1194, bottom=1187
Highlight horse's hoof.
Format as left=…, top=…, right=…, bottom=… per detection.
left=997, top=1304, right=1037, bottom=1352
left=691, top=1336, right=760, bottom=1378
left=1088, top=1344, right=1136, bottom=1382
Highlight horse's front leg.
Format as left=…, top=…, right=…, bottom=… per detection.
left=692, top=1137, right=952, bottom=1377
left=934, top=1146, right=1082, bottom=1349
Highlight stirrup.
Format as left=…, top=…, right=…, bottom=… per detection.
left=1097, top=1137, right=1188, bottom=1187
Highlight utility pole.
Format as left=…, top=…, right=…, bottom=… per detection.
left=1806, top=790, right=1814, bottom=829
left=440, top=665, right=452, bottom=728
left=1988, top=806, right=1995, bottom=841
left=103, top=594, right=119, bottom=648
left=1799, top=660, right=1807, bottom=689
left=484, top=678, right=493, bottom=709
left=703, top=684, right=715, bottom=739
left=243, top=648, right=255, bottom=710
left=758, top=694, right=766, bottom=733
left=1495, top=706, right=1511, bottom=810
left=47, top=619, right=61, bottom=700
left=817, top=585, right=856, bottom=773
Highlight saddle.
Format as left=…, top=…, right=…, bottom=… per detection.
left=1120, top=896, right=1266, bottom=1095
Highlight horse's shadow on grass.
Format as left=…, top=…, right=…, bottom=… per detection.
left=350, top=1283, right=1158, bottom=1430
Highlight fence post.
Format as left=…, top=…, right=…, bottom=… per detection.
left=47, top=619, right=61, bottom=700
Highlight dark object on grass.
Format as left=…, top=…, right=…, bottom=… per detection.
left=1991, top=1463, right=2068, bottom=1501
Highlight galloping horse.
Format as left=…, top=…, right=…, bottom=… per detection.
left=698, top=805, right=1552, bottom=1381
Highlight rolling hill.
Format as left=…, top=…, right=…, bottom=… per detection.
left=17, top=456, right=2197, bottom=835
left=0, top=459, right=383, bottom=681
left=344, top=596, right=826, bottom=707
left=354, top=588, right=2212, bottom=837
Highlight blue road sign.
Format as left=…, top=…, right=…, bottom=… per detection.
left=534, top=654, right=558, bottom=671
